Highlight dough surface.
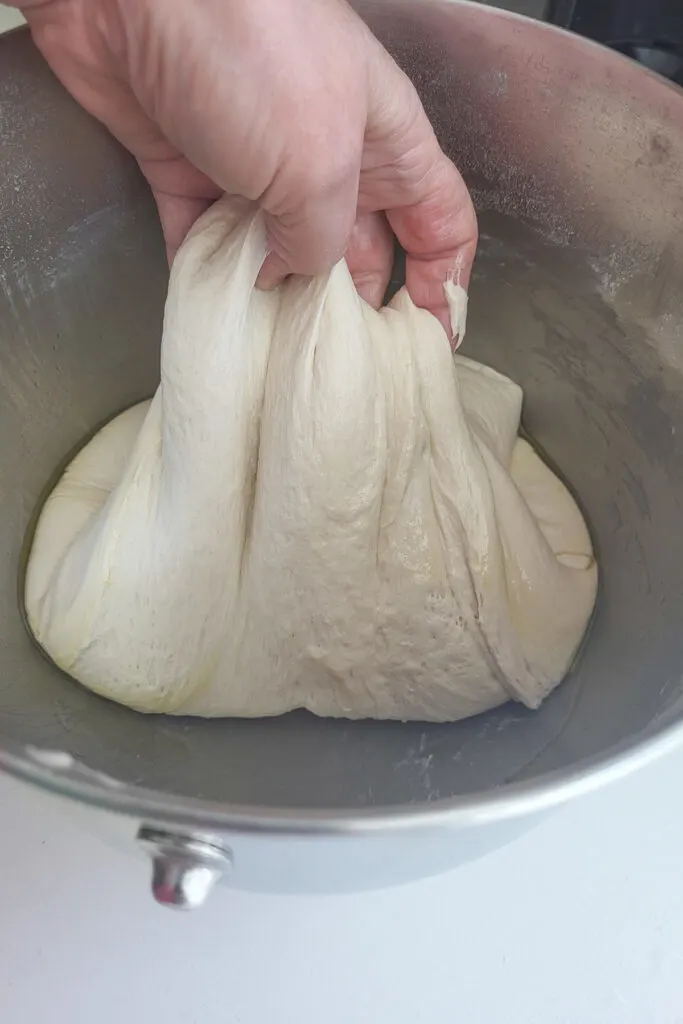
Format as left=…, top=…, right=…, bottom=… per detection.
left=25, top=198, right=597, bottom=722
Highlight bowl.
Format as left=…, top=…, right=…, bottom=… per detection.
left=3, top=2, right=683, bottom=906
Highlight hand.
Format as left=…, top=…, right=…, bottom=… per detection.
left=17, top=0, right=477, bottom=333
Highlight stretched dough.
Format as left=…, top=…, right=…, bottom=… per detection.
left=25, top=197, right=597, bottom=722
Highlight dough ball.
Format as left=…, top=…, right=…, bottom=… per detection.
left=25, top=198, right=597, bottom=722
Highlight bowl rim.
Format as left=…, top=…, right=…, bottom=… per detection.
left=1, top=714, right=682, bottom=835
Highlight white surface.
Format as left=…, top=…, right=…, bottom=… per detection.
left=0, top=5, right=23, bottom=31
left=2, top=752, right=683, bottom=1024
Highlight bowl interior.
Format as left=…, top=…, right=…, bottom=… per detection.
left=3, top=7, right=683, bottom=813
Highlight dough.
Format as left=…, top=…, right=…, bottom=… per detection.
left=25, top=197, right=597, bottom=722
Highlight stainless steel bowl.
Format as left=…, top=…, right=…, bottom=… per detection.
left=3, top=2, right=683, bottom=907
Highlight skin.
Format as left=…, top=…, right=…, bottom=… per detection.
left=13, top=0, right=478, bottom=334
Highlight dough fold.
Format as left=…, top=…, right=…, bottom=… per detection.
left=25, top=197, right=597, bottom=721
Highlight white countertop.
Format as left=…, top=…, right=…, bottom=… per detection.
left=2, top=750, right=683, bottom=1024
left=0, top=5, right=22, bottom=32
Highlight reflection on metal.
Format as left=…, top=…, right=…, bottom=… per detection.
left=137, top=827, right=232, bottom=910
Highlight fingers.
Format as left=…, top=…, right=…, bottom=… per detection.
left=387, top=154, right=478, bottom=337
left=364, top=53, right=478, bottom=334
left=153, top=190, right=216, bottom=264
left=345, top=211, right=394, bottom=308
left=257, top=154, right=362, bottom=290
left=258, top=208, right=394, bottom=310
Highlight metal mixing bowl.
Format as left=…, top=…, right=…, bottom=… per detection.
left=3, top=2, right=683, bottom=906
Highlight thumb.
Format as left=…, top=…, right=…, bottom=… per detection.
left=256, top=163, right=361, bottom=289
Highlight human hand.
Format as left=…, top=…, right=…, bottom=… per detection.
left=16, top=0, right=477, bottom=334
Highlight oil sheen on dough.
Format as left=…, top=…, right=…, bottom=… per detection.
left=25, top=197, right=597, bottom=722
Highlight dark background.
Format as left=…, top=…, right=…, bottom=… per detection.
left=480, top=0, right=683, bottom=85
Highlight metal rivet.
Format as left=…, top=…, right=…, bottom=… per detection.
left=137, top=826, right=232, bottom=910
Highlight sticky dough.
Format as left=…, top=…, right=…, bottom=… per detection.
left=25, top=197, right=597, bottom=722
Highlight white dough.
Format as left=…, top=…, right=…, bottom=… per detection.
left=25, top=197, right=597, bottom=722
